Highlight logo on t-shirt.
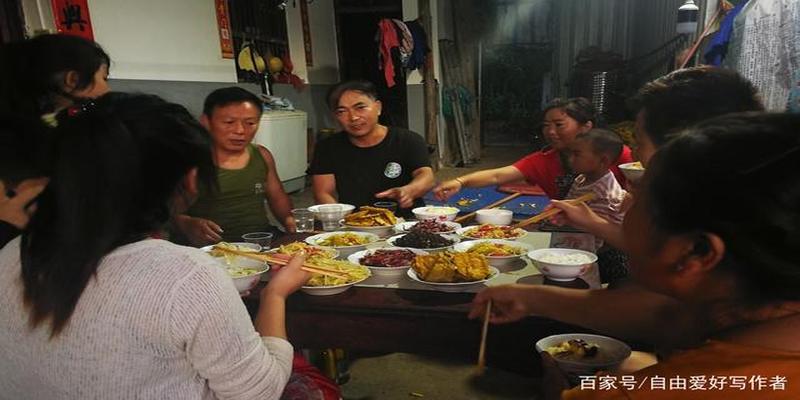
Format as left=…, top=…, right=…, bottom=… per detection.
left=384, top=162, right=402, bottom=178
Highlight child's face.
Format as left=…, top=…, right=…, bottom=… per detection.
left=568, top=139, right=606, bottom=175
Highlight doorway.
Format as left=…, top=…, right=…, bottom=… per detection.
left=1, top=0, right=25, bottom=43
left=334, top=0, right=408, bottom=128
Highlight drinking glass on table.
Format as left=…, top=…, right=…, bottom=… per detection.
left=292, top=208, right=315, bottom=233
left=241, top=232, right=273, bottom=249
left=317, top=204, right=344, bottom=231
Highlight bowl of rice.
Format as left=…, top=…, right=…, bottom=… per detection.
left=527, top=248, right=597, bottom=281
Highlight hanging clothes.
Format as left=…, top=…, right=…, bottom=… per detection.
left=704, top=1, right=748, bottom=66
left=392, top=19, right=414, bottom=67
left=724, top=0, right=800, bottom=111
left=404, top=19, right=429, bottom=71
left=377, top=19, right=400, bottom=87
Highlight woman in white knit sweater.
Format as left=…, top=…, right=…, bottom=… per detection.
left=0, top=93, right=310, bottom=399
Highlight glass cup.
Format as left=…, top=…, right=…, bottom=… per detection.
left=292, top=208, right=315, bottom=233
left=241, top=232, right=273, bottom=249
left=373, top=201, right=398, bottom=213
left=317, top=204, right=344, bottom=231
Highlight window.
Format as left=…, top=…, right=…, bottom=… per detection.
left=228, top=0, right=290, bottom=82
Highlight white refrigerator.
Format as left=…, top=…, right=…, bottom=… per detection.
left=253, top=110, right=307, bottom=193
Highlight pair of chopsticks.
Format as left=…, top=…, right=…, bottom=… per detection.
left=477, top=300, right=492, bottom=372
left=211, top=246, right=350, bottom=280
left=512, top=192, right=596, bottom=229
left=454, top=192, right=522, bottom=223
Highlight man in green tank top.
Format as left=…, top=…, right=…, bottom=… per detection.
left=172, top=87, right=296, bottom=245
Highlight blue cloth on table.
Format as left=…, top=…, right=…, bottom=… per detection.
left=423, top=186, right=550, bottom=219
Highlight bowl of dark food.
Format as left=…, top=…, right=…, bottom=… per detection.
left=394, top=220, right=461, bottom=235
left=348, top=247, right=429, bottom=278
left=535, top=334, right=631, bottom=377
left=386, top=231, right=460, bottom=252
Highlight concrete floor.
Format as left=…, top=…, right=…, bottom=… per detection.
left=288, top=146, right=540, bottom=399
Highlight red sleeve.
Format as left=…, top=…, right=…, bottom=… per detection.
left=610, top=146, right=634, bottom=187
left=512, top=150, right=561, bottom=198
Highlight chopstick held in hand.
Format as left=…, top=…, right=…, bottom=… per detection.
left=477, top=299, right=492, bottom=372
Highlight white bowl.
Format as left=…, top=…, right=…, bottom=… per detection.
left=394, top=220, right=461, bottom=234
left=456, top=225, right=528, bottom=241
left=406, top=266, right=499, bottom=292
left=348, top=247, right=429, bottom=279
left=305, top=231, right=379, bottom=258
left=386, top=233, right=460, bottom=252
left=216, top=258, right=269, bottom=294
left=412, top=206, right=459, bottom=222
left=527, top=248, right=598, bottom=282
left=201, top=242, right=262, bottom=253
left=300, top=272, right=370, bottom=296
left=308, top=203, right=356, bottom=221
left=618, top=162, right=645, bottom=183
left=475, top=209, right=513, bottom=225
left=452, top=239, right=536, bottom=268
left=535, top=333, right=631, bottom=376
left=342, top=223, right=395, bottom=238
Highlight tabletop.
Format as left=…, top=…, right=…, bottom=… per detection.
left=242, top=230, right=594, bottom=374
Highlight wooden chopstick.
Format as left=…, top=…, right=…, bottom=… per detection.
left=455, top=192, right=522, bottom=223
left=263, top=255, right=350, bottom=280
left=513, top=192, right=596, bottom=229
left=477, top=300, right=492, bottom=371
left=211, top=246, right=350, bottom=280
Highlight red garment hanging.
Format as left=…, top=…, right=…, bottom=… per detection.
left=377, top=19, right=400, bottom=87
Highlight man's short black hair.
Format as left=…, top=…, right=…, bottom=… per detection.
left=629, top=66, right=763, bottom=146
left=575, top=129, right=623, bottom=161
left=326, top=80, right=379, bottom=110
left=202, top=87, right=263, bottom=117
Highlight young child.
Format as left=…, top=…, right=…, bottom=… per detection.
left=566, top=129, right=627, bottom=227
left=553, top=129, right=628, bottom=283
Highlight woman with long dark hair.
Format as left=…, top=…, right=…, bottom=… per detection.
left=0, top=93, right=310, bottom=399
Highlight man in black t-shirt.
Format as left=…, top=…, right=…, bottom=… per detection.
left=308, top=80, right=434, bottom=216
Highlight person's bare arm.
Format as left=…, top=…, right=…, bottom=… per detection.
left=469, top=282, right=693, bottom=348
left=375, top=166, right=435, bottom=208
left=548, top=201, right=627, bottom=250
left=433, top=165, right=524, bottom=201
left=254, top=254, right=310, bottom=338
left=257, top=146, right=295, bottom=232
left=311, top=174, right=338, bottom=204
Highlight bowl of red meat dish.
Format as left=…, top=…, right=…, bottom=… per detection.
left=348, top=247, right=430, bottom=278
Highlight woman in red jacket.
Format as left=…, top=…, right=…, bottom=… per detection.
left=433, top=97, right=633, bottom=201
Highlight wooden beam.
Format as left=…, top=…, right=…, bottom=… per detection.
left=418, top=0, right=440, bottom=170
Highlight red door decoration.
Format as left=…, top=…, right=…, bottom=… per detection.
left=215, top=0, right=234, bottom=59
left=50, top=0, right=94, bottom=40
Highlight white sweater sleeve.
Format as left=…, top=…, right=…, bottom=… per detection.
left=168, top=262, right=293, bottom=400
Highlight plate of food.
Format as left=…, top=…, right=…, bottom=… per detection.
left=535, top=334, right=631, bottom=376
left=394, top=220, right=461, bottom=235
left=342, top=206, right=398, bottom=237
left=300, top=258, right=372, bottom=296
left=215, top=257, right=269, bottom=294
left=201, top=241, right=262, bottom=255
left=305, top=231, right=380, bottom=258
left=457, top=224, right=527, bottom=240
left=407, top=252, right=499, bottom=292
left=348, top=247, right=429, bottom=278
left=386, top=231, right=460, bottom=252
left=452, top=239, right=536, bottom=268
left=265, top=241, right=339, bottom=260
left=412, top=206, right=459, bottom=221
